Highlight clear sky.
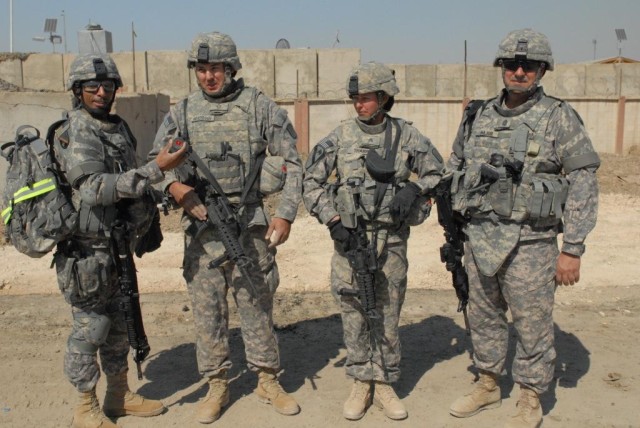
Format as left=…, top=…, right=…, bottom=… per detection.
left=1, top=0, right=639, bottom=64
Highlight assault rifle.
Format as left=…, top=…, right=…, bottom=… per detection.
left=432, top=177, right=470, bottom=334
left=172, top=138, right=259, bottom=295
left=111, top=220, right=150, bottom=380
left=338, top=220, right=379, bottom=319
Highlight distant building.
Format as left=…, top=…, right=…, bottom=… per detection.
left=78, top=23, right=113, bottom=54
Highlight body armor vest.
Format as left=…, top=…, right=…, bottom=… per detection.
left=454, top=95, right=568, bottom=227
left=334, top=118, right=411, bottom=225
left=184, top=87, right=266, bottom=205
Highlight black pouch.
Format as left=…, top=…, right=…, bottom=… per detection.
left=135, top=208, right=164, bottom=257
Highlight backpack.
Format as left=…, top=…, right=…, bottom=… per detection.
left=1, top=121, right=78, bottom=258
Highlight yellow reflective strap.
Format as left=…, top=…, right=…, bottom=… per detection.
left=12, top=178, right=57, bottom=205
left=2, top=204, right=12, bottom=225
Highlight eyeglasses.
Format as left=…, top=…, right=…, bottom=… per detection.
left=501, top=60, right=541, bottom=72
left=81, top=80, right=117, bottom=93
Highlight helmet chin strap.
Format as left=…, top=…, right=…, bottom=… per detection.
left=200, top=65, right=235, bottom=98
left=73, top=88, right=113, bottom=118
left=357, top=92, right=387, bottom=124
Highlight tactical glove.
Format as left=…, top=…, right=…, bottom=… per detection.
left=328, top=219, right=356, bottom=252
left=390, top=182, right=421, bottom=223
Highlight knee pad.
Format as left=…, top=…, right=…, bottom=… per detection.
left=69, top=312, right=112, bottom=354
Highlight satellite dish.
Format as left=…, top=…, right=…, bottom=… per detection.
left=275, top=38, right=290, bottom=49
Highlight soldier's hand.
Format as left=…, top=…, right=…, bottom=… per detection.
left=390, top=182, right=420, bottom=223
left=265, top=217, right=291, bottom=248
left=155, top=137, right=188, bottom=172
left=328, top=218, right=356, bottom=252
left=168, top=182, right=207, bottom=221
left=556, top=252, right=581, bottom=286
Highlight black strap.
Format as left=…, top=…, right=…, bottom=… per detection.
left=181, top=98, right=189, bottom=141
left=371, top=118, right=401, bottom=219
left=239, top=154, right=265, bottom=206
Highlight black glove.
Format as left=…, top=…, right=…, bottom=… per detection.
left=328, top=219, right=356, bottom=252
left=389, top=182, right=421, bottom=223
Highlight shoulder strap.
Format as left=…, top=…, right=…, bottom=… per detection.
left=181, top=98, right=189, bottom=141
left=371, top=118, right=401, bottom=219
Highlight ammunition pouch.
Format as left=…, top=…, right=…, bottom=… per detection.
left=259, top=155, right=286, bottom=195
left=334, top=185, right=358, bottom=229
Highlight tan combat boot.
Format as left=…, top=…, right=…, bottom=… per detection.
left=504, top=385, right=543, bottom=428
left=72, top=389, right=117, bottom=428
left=255, top=368, right=300, bottom=415
left=450, top=371, right=501, bottom=418
left=373, top=381, right=408, bottom=420
left=343, top=379, right=372, bottom=420
left=196, top=372, right=230, bottom=424
left=102, top=372, right=165, bottom=417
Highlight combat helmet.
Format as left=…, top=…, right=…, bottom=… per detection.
left=346, top=62, right=399, bottom=98
left=66, top=53, right=123, bottom=90
left=493, top=28, right=554, bottom=71
left=187, top=32, right=242, bottom=71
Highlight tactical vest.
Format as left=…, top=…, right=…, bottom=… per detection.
left=334, top=118, right=411, bottom=225
left=453, top=95, right=569, bottom=227
left=184, top=88, right=266, bottom=205
left=56, top=110, right=140, bottom=239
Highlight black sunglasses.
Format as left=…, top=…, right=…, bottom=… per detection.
left=502, top=60, right=541, bottom=72
left=81, top=80, right=117, bottom=93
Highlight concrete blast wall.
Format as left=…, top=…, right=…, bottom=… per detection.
left=6, top=49, right=640, bottom=101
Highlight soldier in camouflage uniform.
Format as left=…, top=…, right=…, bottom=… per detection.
left=303, top=62, right=444, bottom=421
left=447, top=29, right=600, bottom=428
left=52, top=53, right=186, bottom=428
left=147, top=32, right=302, bottom=424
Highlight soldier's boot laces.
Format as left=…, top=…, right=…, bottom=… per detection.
left=450, top=372, right=501, bottom=418
left=342, top=379, right=372, bottom=420
left=504, top=385, right=543, bottom=428
left=196, top=372, right=230, bottom=424
left=102, top=372, right=166, bottom=418
left=72, top=389, right=117, bottom=428
left=373, top=381, right=408, bottom=420
left=254, top=368, right=300, bottom=415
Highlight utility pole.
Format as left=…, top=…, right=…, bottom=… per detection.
left=132, top=22, right=137, bottom=92
left=9, top=0, right=13, bottom=52
left=61, top=10, right=68, bottom=53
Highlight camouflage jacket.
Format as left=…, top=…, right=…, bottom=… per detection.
left=54, top=108, right=163, bottom=241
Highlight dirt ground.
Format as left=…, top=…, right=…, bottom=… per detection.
left=0, top=153, right=639, bottom=428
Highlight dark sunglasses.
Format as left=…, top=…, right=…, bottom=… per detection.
left=502, top=60, right=541, bottom=72
left=82, top=80, right=117, bottom=93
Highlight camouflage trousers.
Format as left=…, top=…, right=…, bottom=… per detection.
left=331, top=240, right=408, bottom=383
left=466, top=237, right=558, bottom=394
left=55, top=245, right=130, bottom=392
left=183, top=224, right=281, bottom=377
